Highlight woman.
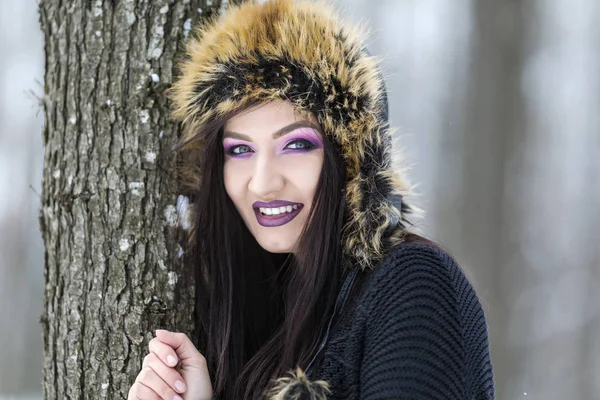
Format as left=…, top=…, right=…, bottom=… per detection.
left=128, top=0, right=495, bottom=399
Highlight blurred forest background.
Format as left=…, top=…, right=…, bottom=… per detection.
left=0, top=0, right=598, bottom=399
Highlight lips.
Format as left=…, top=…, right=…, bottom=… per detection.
left=252, top=200, right=304, bottom=227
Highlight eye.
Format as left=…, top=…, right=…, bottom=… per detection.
left=285, top=139, right=315, bottom=150
left=228, top=145, right=253, bottom=156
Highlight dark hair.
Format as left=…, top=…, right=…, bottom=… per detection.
left=173, top=101, right=347, bottom=399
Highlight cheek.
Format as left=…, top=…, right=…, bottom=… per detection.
left=285, top=152, right=323, bottom=199
left=223, top=161, right=247, bottom=204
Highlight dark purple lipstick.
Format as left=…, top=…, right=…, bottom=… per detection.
left=252, top=200, right=304, bottom=227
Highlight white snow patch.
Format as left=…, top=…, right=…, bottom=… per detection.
left=183, top=19, right=192, bottom=38
left=148, top=25, right=165, bottom=59
left=164, top=205, right=177, bottom=226
left=151, top=73, right=160, bottom=82
left=126, top=11, right=136, bottom=26
left=144, top=152, right=156, bottom=163
left=119, top=238, right=130, bottom=251
left=160, top=5, right=169, bottom=14
left=93, top=1, right=103, bottom=17
left=95, top=31, right=101, bottom=37
left=148, top=47, right=162, bottom=60
left=148, top=46, right=163, bottom=59
left=176, top=195, right=191, bottom=230
left=168, top=271, right=177, bottom=285
left=52, top=169, right=61, bottom=179
left=106, top=98, right=112, bottom=106
left=69, top=115, right=77, bottom=124
left=140, top=109, right=150, bottom=124
left=101, top=382, right=109, bottom=390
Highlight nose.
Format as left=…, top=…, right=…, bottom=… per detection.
left=247, top=153, right=285, bottom=198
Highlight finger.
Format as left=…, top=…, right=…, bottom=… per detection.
left=128, top=381, right=161, bottom=400
left=155, top=330, right=206, bottom=368
left=142, top=352, right=187, bottom=394
left=148, top=337, right=179, bottom=367
left=135, top=366, right=183, bottom=400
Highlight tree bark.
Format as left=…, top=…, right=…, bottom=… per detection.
left=38, top=1, right=220, bottom=398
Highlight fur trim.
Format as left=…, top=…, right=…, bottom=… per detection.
left=168, top=0, right=414, bottom=270
left=266, top=367, right=331, bottom=400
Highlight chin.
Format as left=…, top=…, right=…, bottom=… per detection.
left=256, top=236, right=297, bottom=254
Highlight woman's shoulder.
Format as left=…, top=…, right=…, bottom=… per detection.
left=353, top=240, right=496, bottom=398
left=369, top=241, right=462, bottom=286
left=360, top=240, right=485, bottom=317
left=343, top=243, right=495, bottom=399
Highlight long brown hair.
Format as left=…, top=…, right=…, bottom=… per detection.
left=173, top=102, right=348, bottom=399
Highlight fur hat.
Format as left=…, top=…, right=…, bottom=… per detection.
left=168, top=0, right=415, bottom=397
left=169, top=0, right=414, bottom=273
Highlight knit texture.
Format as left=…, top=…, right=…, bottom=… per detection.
left=305, top=242, right=495, bottom=399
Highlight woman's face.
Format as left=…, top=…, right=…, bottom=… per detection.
left=223, top=100, right=324, bottom=254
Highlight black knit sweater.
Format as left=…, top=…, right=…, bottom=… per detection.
left=306, top=242, right=496, bottom=399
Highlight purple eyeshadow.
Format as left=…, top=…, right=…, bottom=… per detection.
left=223, top=139, right=254, bottom=158
left=222, top=127, right=323, bottom=158
left=278, top=128, right=323, bottom=153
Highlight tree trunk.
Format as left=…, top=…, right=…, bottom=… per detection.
left=38, top=1, right=221, bottom=398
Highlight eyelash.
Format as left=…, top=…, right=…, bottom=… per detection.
left=226, top=139, right=316, bottom=156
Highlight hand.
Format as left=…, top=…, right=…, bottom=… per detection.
left=128, top=330, right=214, bottom=400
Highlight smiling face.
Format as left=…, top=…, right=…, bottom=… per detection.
left=222, top=100, right=325, bottom=254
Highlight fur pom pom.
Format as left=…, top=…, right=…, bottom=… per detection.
left=266, top=367, right=331, bottom=400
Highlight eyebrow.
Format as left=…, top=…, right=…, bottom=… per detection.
left=222, top=121, right=322, bottom=141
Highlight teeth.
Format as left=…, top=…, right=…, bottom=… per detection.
left=259, top=204, right=300, bottom=216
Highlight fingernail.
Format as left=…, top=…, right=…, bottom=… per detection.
left=167, top=355, right=177, bottom=366
left=175, top=380, right=186, bottom=392
left=173, top=396, right=183, bottom=400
